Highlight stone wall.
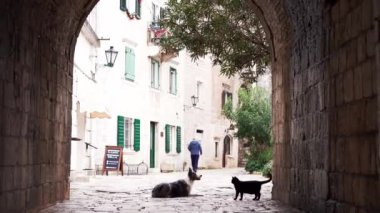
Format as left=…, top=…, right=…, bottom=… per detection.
left=325, top=0, right=379, bottom=211
left=251, top=0, right=379, bottom=212
left=0, top=1, right=98, bottom=212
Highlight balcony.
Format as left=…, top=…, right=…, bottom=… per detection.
left=147, top=21, right=177, bottom=62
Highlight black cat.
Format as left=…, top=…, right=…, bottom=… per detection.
left=231, top=174, right=272, bottom=201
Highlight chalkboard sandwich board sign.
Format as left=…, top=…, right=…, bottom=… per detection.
left=102, top=146, right=124, bottom=176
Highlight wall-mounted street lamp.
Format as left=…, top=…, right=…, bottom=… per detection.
left=191, top=95, right=199, bottom=107
left=105, top=46, right=118, bottom=67
left=224, top=123, right=235, bottom=133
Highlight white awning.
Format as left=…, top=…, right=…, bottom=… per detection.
left=89, top=111, right=111, bottom=119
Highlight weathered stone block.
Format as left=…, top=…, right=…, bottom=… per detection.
left=361, top=62, right=373, bottom=99
left=338, top=47, right=347, bottom=73
left=4, top=108, right=21, bottom=137
left=42, top=183, right=50, bottom=206
left=353, top=66, right=363, bottom=100
left=32, top=165, right=41, bottom=186
left=347, top=41, right=357, bottom=69
left=3, top=137, right=20, bottom=166
left=335, top=74, right=344, bottom=106
left=343, top=69, right=354, bottom=103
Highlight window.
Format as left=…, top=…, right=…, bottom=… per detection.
left=169, top=67, right=177, bottom=94
left=170, top=126, right=176, bottom=152
left=151, top=59, right=160, bottom=89
left=152, top=3, right=165, bottom=22
left=124, top=118, right=133, bottom=149
left=120, top=0, right=141, bottom=17
left=215, top=142, right=218, bottom=158
left=165, top=125, right=181, bottom=153
left=221, top=90, right=233, bottom=109
left=117, top=116, right=140, bottom=151
left=124, top=47, right=135, bottom=81
left=152, top=3, right=159, bottom=22
left=196, top=81, right=202, bottom=99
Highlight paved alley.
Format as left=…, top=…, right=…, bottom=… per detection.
left=41, top=168, right=302, bottom=212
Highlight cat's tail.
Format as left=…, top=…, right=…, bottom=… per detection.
left=259, top=173, right=272, bottom=185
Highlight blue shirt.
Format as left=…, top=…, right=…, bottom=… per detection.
left=188, top=140, right=202, bottom=155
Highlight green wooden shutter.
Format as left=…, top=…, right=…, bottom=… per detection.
left=120, top=0, right=127, bottom=11
left=117, top=116, right=125, bottom=147
left=125, top=47, right=135, bottom=81
left=165, top=124, right=170, bottom=153
left=176, top=126, right=181, bottom=153
left=135, top=0, right=141, bottom=17
left=133, top=119, right=141, bottom=151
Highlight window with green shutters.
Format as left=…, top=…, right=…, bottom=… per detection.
left=120, top=0, right=142, bottom=18
left=135, top=0, right=141, bottom=18
left=117, top=116, right=140, bottom=152
left=165, top=124, right=170, bottom=153
left=133, top=119, right=141, bottom=151
left=176, top=126, right=181, bottom=153
left=125, top=47, right=135, bottom=81
left=165, top=125, right=180, bottom=154
left=120, top=0, right=127, bottom=11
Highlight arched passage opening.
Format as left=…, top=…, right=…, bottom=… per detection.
left=0, top=0, right=379, bottom=212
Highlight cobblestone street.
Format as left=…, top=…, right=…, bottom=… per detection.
left=42, top=168, right=301, bottom=212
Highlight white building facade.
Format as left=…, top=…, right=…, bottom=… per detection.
left=182, top=56, right=241, bottom=169
left=71, top=0, right=241, bottom=176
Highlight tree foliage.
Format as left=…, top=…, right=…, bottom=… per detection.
left=223, top=86, right=271, bottom=145
left=160, top=0, right=270, bottom=83
left=223, top=86, right=272, bottom=172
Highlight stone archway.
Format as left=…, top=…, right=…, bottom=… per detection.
left=0, top=1, right=99, bottom=211
left=0, top=0, right=379, bottom=212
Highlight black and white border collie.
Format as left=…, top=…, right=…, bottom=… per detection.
left=152, top=168, right=202, bottom=198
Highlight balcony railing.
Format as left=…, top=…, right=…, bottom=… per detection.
left=148, top=21, right=169, bottom=45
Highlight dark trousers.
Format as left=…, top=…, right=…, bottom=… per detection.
left=191, top=154, right=200, bottom=172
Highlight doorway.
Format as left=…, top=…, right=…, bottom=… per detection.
left=150, top=122, right=157, bottom=168
left=222, top=135, right=231, bottom=167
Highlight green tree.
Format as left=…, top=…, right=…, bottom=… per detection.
left=223, top=86, right=272, bottom=172
left=160, top=0, right=270, bottom=83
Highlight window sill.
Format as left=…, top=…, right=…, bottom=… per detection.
left=124, top=78, right=135, bottom=82
left=166, top=153, right=179, bottom=156
left=150, top=86, right=160, bottom=91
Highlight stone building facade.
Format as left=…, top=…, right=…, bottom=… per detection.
left=182, top=60, right=241, bottom=170
left=0, top=0, right=379, bottom=212
left=70, top=0, right=241, bottom=176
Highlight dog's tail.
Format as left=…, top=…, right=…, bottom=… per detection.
left=259, top=173, right=272, bottom=185
left=152, top=183, right=170, bottom=198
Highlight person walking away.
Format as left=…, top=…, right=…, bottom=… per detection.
left=188, top=138, right=202, bottom=172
